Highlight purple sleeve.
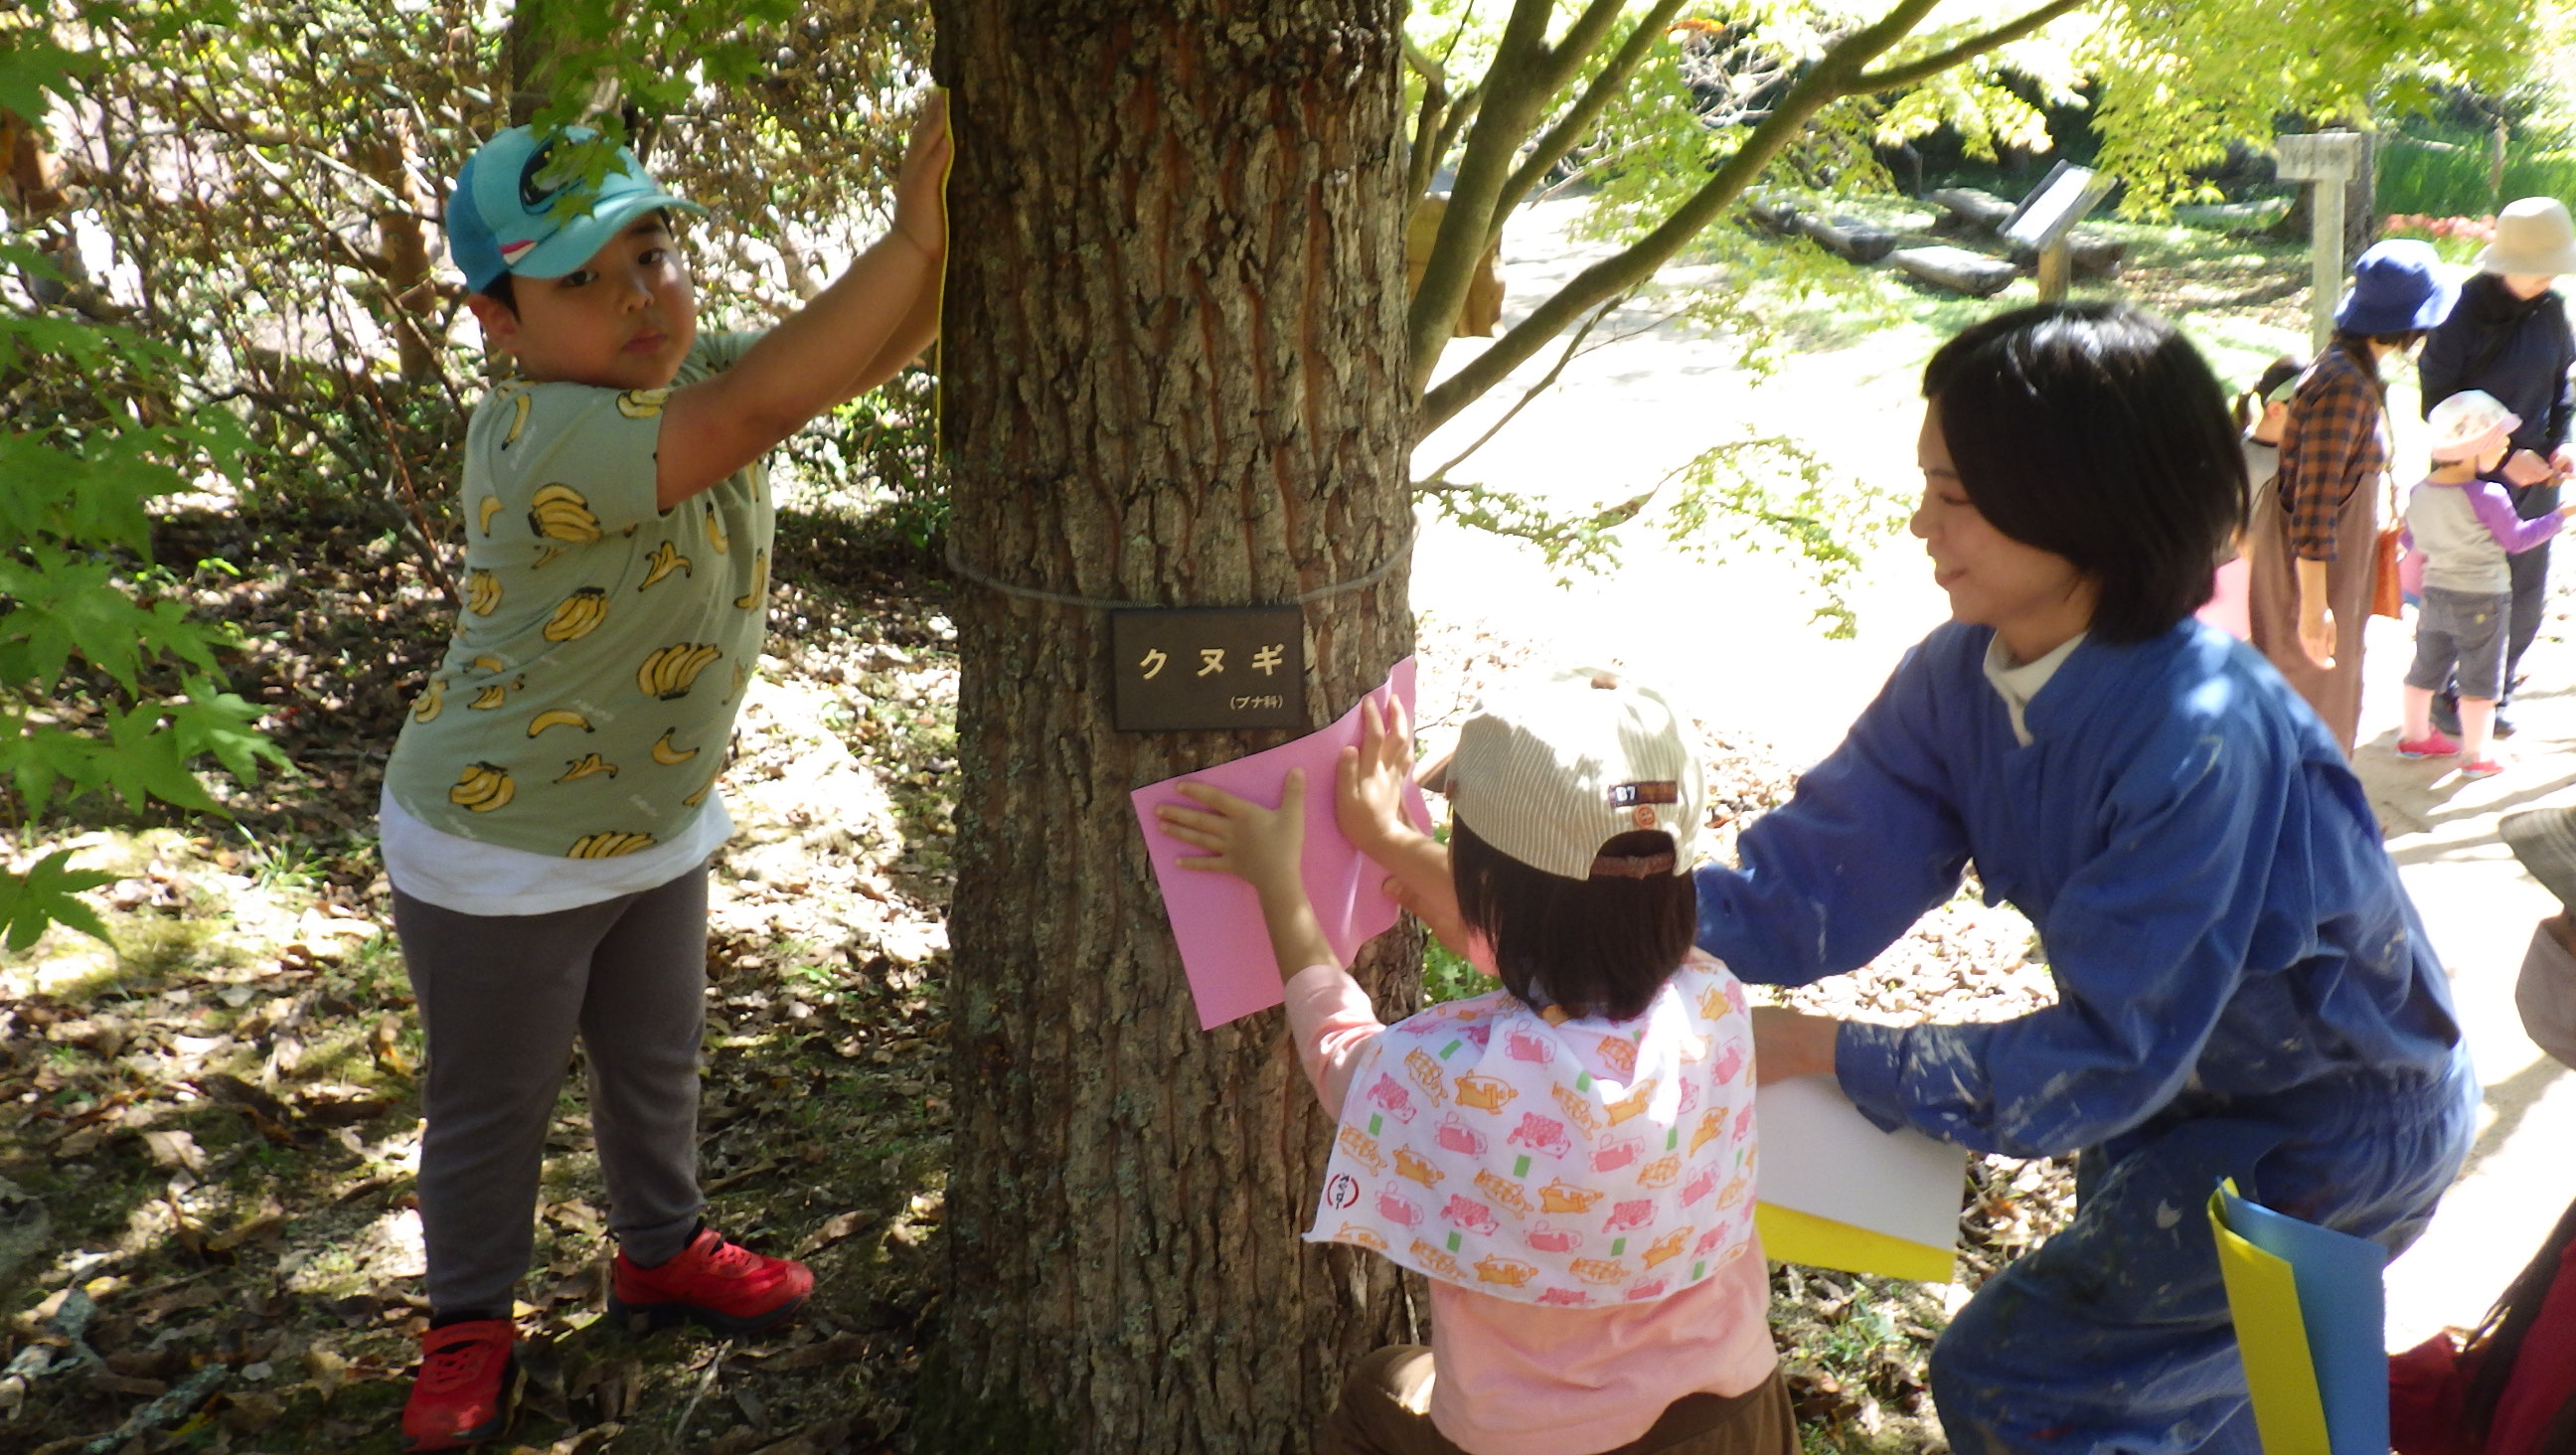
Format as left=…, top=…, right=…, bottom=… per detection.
left=2470, top=481, right=2567, bottom=554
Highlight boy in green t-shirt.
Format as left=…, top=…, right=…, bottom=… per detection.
left=383, top=99, right=947, bottom=1450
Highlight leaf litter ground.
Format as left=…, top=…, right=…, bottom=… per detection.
left=2, top=503, right=2072, bottom=1454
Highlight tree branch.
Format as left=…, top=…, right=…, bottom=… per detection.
left=1403, top=32, right=1452, bottom=204
left=1495, top=0, right=1690, bottom=225
left=1537, top=0, right=1639, bottom=94
left=1419, top=292, right=1628, bottom=486
left=1425, top=82, right=1482, bottom=190
left=1418, top=0, right=1945, bottom=435
left=1404, top=0, right=1559, bottom=393
left=1401, top=28, right=1449, bottom=93
left=1853, top=0, right=2090, bottom=91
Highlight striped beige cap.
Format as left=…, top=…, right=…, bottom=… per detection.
left=1447, top=668, right=1703, bottom=881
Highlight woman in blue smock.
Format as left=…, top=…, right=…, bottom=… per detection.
left=1705, top=303, right=2479, bottom=1455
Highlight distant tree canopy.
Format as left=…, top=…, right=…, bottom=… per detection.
left=1393, top=0, right=2539, bottom=441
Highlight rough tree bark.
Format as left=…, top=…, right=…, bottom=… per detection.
left=925, top=2, right=1419, bottom=1451
left=357, top=125, right=438, bottom=384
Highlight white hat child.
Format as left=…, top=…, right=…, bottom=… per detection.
left=1446, top=669, right=1705, bottom=879
left=2426, top=390, right=2521, bottom=464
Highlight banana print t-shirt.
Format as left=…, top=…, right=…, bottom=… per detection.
left=384, top=332, right=773, bottom=862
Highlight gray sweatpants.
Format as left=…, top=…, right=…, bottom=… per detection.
left=394, top=868, right=709, bottom=1318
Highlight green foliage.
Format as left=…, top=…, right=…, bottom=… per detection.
left=0, top=849, right=113, bottom=951
left=2085, top=0, right=2538, bottom=211
left=1422, top=933, right=1487, bottom=1006
left=796, top=361, right=948, bottom=559
left=1427, top=428, right=1906, bottom=638
left=2378, top=121, right=2576, bottom=219
left=0, top=238, right=287, bottom=947
left=1397, top=0, right=2534, bottom=630
left=43, top=0, right=933, bottom=540
left=1655, top=434, right=1910, bottom=638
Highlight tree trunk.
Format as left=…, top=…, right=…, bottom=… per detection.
left=358, top=124, right=438, bottom=385
left=925, top=3, right=1418, bottom=1451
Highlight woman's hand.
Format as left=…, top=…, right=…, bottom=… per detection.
left=1336, top=695, right=1417, bottom=857
left=2294, top=555, right=2338, bottom=670
left=2298, top=604, right=2337, bottom=670
left=1159, top=771, right=1307, bottom=902
left=1751, top=1007, right=1842, bottom=1084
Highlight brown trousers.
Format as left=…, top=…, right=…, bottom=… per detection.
left=2246, top=470, right=2378, bottom=755
left=1315, top=1346, right=1798, bottom=1455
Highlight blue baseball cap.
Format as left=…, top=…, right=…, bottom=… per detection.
left=446, top=126, right=703, bottom=292
left=2334, top=240, right=2457, bottom=335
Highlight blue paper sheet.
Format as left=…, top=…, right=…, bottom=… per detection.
left=2215, top=1183, right=2389, bottom=1455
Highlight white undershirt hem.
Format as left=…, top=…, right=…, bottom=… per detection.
left=378, top=788, right=732, bottom=917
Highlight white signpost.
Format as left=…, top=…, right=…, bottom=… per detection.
left=2275, top=132, right=2370, bottom=351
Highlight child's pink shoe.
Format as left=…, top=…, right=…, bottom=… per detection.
left=2396, top=731, right=2462, bottom=760
left=2460, top=756, right=2505, bottom=780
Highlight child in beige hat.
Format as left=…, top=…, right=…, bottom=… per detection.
left=1157, top=673, right=1796, bottom=1455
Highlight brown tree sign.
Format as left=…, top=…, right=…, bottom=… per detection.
left=924, top=2, right=1419, bottom=1448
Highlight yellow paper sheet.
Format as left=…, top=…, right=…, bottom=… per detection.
left=1756, top=1201, right=1955, bottom=1284
left=2207, top=1187, right=2331, bottom=1455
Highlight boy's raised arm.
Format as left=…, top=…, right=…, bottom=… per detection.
left=653, top=94, right=951, bottom=511
left=831, top=122, right=948, bottom=403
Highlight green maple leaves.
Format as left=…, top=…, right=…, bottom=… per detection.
left=0, top=248, right=282, bottom=947
left=0, top=850, right=113, bottom=953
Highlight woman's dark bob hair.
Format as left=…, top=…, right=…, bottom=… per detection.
left=1450, top=819, right=1695, bottom=1023
left=1922, top=302, right=2247, bottom=643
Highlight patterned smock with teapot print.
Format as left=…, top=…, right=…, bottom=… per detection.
left=1306, top=949, right=1760, bottom=1307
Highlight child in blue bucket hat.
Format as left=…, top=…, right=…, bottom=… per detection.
left=383, top=100, right=948, bottom=1450
left=2248, top=238, right=2459, bottom=751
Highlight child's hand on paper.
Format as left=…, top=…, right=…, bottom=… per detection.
left=1161, top=773, right=1339, bottom=987
left=1160, top=771, right=1308, bottom=902
left=1336, top=695, right=1417, bottom=855
left=1338, top=692, right=1471, bottom=952
left=1751, top=1007, right=1842, bottom=1085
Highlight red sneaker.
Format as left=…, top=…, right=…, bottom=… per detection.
left=2396, top=730, right=2462, bottom=759
left=402, top=1319, right=519, bottom=1451
left=610, top=1226, right=812, bottom=1336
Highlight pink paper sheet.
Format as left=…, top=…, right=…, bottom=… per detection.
left=1132, top=657, right=1434, bottom=1030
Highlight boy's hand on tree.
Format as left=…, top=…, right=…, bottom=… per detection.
left=1336, top=695, right=1417, bottom=855
left=1161, top=771, right=1308, bottom=901
left=893, top=90, right=951, bottom=258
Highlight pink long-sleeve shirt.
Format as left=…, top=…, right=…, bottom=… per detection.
left=1285, top=965, right=1779, bottom=1455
